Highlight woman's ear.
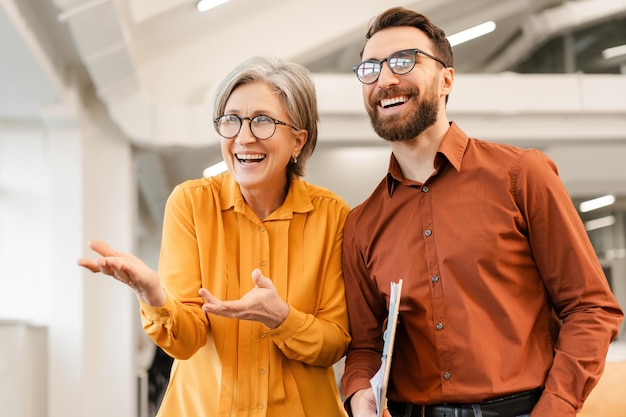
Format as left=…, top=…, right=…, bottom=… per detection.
left=293, top=129, right=308, bottom=155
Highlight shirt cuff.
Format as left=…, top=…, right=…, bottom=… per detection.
left=531, top=390, right=577, bottom=416
left=139, top=292, right=174, bottom=324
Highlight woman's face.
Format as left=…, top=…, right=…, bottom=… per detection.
left=220, top=81, right=306, bottom=193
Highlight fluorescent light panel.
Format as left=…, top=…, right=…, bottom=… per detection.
left=203, top=161, right=228, bottom=177
left=579, top=194, right=615, bottom=213
left=602, top=44, right=626, bottom=60
left=197, top=0, right=230, bottom=13
left=448, top=21, right=496, bottom=47
left=585, top=215, right=616, bottom=231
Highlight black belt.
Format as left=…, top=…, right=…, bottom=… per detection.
left=387, top=389, right=542, bottom=417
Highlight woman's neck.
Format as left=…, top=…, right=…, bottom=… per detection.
left=241, top=179, right=289, bottom=220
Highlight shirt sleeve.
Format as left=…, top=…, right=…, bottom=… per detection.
left=516, top=149, right=624, bottom=413
left=340, top=210, right=390, bottom=402
left=140, top=184, right=209, bottom=359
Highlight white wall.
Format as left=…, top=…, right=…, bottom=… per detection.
left=0, top=121, right=52, bottom=324
left=0, top=98, right=141, bottom=417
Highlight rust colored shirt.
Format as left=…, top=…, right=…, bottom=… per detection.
left=140, top=173, right=351, bottom=417
left=341, top=122, right=623, bottom=416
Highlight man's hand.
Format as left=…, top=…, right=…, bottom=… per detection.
left=351, top=388, right=392, bottom=417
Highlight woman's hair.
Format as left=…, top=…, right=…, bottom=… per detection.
left=362, top=7, right=454, bottom=69
left=213, top=56, right=319, bottom=179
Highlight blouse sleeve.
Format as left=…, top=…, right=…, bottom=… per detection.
left=140, top=184, right=209, bottom=360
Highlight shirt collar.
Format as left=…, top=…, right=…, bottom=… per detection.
left=385, top=121, right=469, bottom=196
left=220, top=172, right=314, bottom=220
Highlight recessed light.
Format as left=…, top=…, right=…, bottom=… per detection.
left=448, top=21, right=496, bottom=47
left=585, top=215, right=616, bottom=231
left=197, top=0, right=230, bottom=13
left=579, top=195, right=616, bottom=213
left=602, top=44, right=626, bottom=60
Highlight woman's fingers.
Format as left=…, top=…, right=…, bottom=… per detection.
left=87, top=239, right=117, bottom=257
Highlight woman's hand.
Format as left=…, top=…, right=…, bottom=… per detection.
left=199, top=268, right=290, bottom=328
left=77, top=239, right=167, bottom=307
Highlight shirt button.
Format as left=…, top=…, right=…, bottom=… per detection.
left=422, top=186, right=429, bottom=193
left=260, top=227, right=266, bottom=232
left=431, top=275, right=439, bottom=283
left=260, top=260, right=267, bottom=266
left=259, top=368, right=266, bottom=375
left=260, top=332, right=266, bottom=339
left=443, top=372, right=451, bottom=380
left=436, top=322, right=444, bottom=330
left=425, top=229, right=432, bottom=236
left=257, top=402, right=264, bottom=410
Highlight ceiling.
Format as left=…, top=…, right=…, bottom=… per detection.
left=2, top=0, right=626, bottom=235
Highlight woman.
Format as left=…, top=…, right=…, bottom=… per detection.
left=78, top=56, right=351, bottom=417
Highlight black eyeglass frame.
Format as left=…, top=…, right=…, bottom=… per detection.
left=213, top=114, right=300, bottom=140
left=352, top=48, right=448, bottom=84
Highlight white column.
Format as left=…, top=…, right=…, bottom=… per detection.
left=45, top=96, right=139, bottom=417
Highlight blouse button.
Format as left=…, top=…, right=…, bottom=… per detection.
left=443, top=372, right=451, bottom=380
left=431, top=275, right=439, bottom=283
left=436, top=322, right=444, bottom=330
left=425, top=229, right=432, bottom=236
left=422, top=186, right=429, bottom=193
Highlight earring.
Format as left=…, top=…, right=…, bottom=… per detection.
left=293, top=155, right=298, bottom=164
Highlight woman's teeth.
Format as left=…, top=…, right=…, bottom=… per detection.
left=236, top=153, right=266, bottom=163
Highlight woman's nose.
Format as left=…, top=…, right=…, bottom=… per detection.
left=235, top=120, right=258, bottom=144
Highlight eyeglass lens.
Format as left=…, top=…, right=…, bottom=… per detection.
left=216, top=115, right=278, bottom=140
left=355, top=49, right=417, bottom=84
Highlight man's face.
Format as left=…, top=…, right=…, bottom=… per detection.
left=359, top=26, right=446, bottom=142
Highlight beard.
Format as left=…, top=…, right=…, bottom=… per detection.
left=367, top=86, right=439, bottom=142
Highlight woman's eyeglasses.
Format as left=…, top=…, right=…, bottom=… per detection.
left=353, top=48, right=448, bottom=84
left=214, top=114, right=300, bottom=140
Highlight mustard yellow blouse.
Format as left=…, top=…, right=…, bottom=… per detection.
left=140, top=172, right=351, bottom=417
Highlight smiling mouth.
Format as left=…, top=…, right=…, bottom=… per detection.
left=380, top=96, right=409, bottom=108
left=236, top=153, right=266, bottom=164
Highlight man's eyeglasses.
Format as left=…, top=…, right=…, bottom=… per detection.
left=353, top=48, right=448, bottom=84
left=214, top=114, right=300, bottom=140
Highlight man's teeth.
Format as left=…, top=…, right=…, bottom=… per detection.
left=236, top=153, right=265, bottom=162
left=381, top=96, right=408, bottom=108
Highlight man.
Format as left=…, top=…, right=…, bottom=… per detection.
left=340, top=7, right=624, bottom=417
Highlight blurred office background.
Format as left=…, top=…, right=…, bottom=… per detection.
left=1, top=0, right=625, bottom=416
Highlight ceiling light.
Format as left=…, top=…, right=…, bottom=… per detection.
left=585, top=215, right=616, bottom=231
left=197, top=0, right=230, bottom=13
left=579, top=194, right=616, bottom=213
left=447, top=21, right=496, bottom=47
left=203, top=161, right=228, bottom=177
left=602, top=44, right=626, bottom=60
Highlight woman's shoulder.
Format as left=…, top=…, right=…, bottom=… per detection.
left=297, top=178, right=349, bottom=210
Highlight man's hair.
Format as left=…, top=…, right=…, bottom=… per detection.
left=362, top=7, right=454, bottom=69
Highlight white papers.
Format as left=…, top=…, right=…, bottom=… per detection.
left=370, top=279, right=403, bottom=417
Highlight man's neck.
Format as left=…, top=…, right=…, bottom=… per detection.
left=390, top=120, right=449, bottom=184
